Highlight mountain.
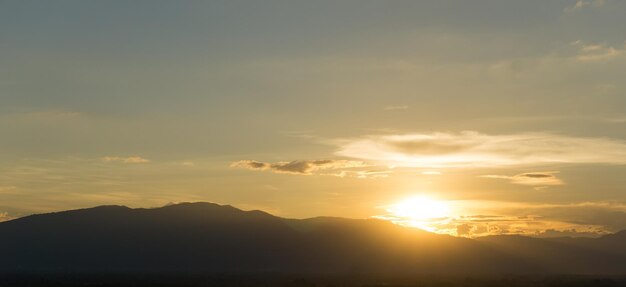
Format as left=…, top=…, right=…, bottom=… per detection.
left=1, top=202, right=625, bottom=275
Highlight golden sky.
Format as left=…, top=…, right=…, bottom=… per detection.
left=1, top=0, right=625, bottom=237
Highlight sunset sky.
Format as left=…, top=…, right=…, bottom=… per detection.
left=1, top=0, right=625, bottom=237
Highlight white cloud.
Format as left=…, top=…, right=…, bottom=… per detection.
left=335, top=131, right=626, bottom=168
left=102, top=156, right=150, bottom=164
left=564, top=0, right=605, bottom=13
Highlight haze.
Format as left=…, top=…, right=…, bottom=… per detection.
left=1, top=0, right=625, bottom=239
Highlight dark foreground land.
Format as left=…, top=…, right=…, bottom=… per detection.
left=2, top=274, right=626, bottom=287
left=3, top=203, right=626, bottom=286
left=3, top=203, right=626, bottom=276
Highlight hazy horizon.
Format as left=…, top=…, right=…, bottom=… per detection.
left=6, top=200, right=625, bottom=240
left=2, top=0, right=626, bottom=240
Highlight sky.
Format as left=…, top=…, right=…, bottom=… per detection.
left=1, top=0, right=625, bottom=237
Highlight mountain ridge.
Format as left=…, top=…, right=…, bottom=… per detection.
left=1, top=202, right=625, bottom=275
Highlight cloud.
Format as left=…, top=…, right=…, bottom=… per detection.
left=180, top=161, right=195, bottom=167
left=451, top=218, right=608, bottom=238
left=564, top=0, right=605, bottom=12
left=481, top=171, right=564, bottom=186
left=374, top=200, right=626, bottom=238
left=421, top=171, right=442, bottom=175
left=571, top=40, right=625, bottom=61
left=233, top=160, right=268, bottom=170
left=456, top=224, right=474, bottom=237
left=102, top=156, right=150, bottom=164
left=230, top=159, right=368, bottom=175
left=330, top=169, right=392, bottom=179
left=335, top=131, right=626, bottom=168
left=605, top=116, right=626, bottom=123
left=376, top=210, right=611, bottom=238
left=280, top=130, right=316, bottom=139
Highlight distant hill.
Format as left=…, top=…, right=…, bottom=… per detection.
left=1, top=202, right=624, bottom=275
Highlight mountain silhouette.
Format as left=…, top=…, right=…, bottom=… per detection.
left=1, top=202, right=625, bottom=275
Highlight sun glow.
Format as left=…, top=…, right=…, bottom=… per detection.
left=390, top=196, right=450, bottom=220
left=385, top=196, right=452, bottom=232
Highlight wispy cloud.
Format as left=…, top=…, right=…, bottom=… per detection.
left=571, top=40, right=626, bottom=61
left=329, top=169, right=392, bottom=179
left=605, top=116, right=626, bottom=123
left=421, top=171, right=442, bottom=175
left=231, top=159, right=368, bottom=176
left=564, top=0, right=605, bottom=13
left=0, top=186, right=18, bottom=194
left=335, top=131, right=626, bottom=168
left=102, top=156, right=150, bottom=164
left=280, top=130, right=316, bottom=139
left=481, top=171, right=564, bottom=187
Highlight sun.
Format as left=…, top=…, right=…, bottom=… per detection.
left=385, top=196, right=452, bottom=232
left=389, top=196, right=450, bottom=220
